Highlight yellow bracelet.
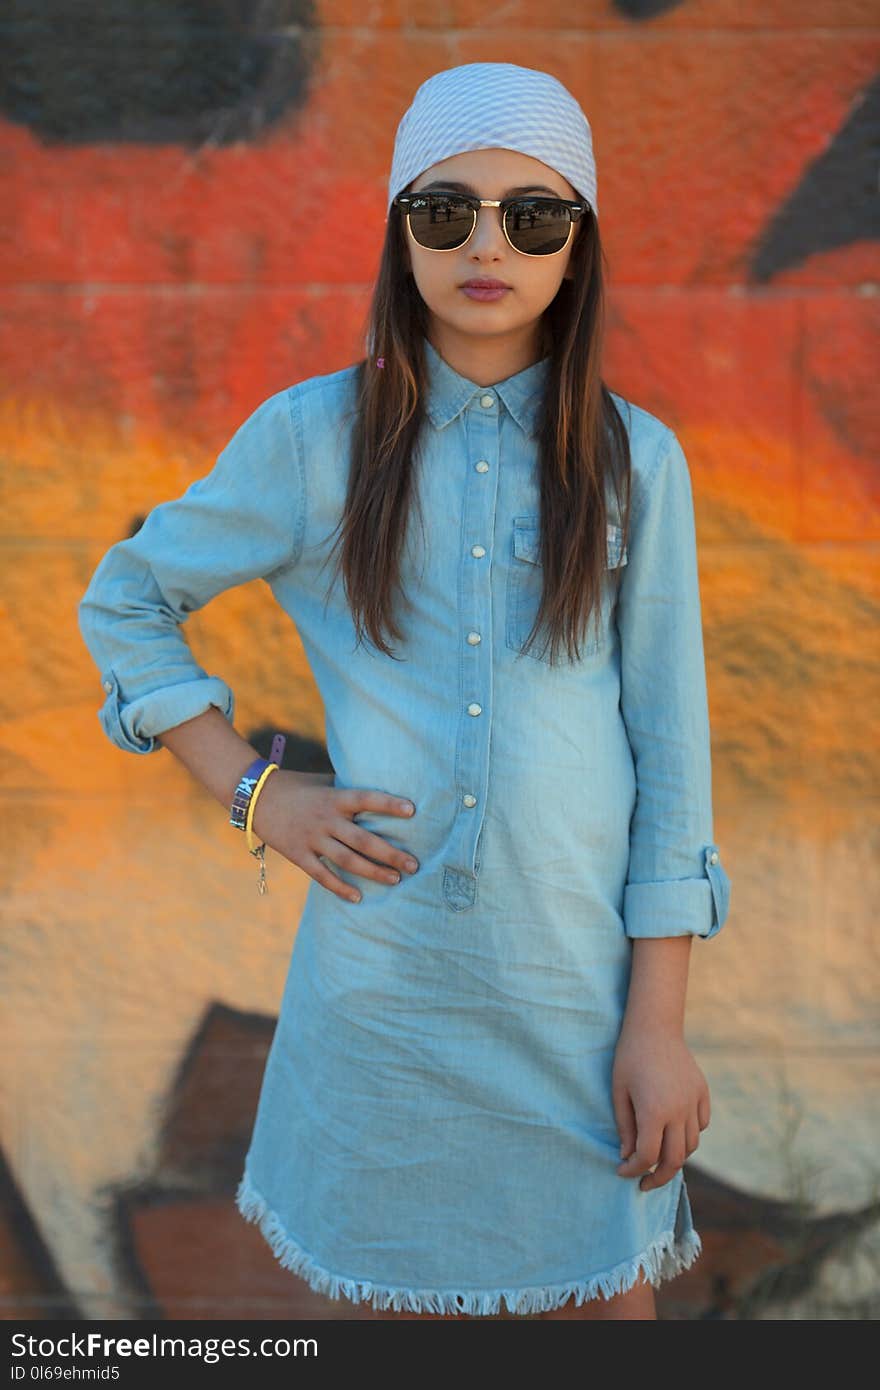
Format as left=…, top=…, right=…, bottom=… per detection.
left=245, top=762, right=280, bottom=855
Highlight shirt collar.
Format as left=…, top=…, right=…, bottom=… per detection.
left=423, top=337, right=549, bottom=438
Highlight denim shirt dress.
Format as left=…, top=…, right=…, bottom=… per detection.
left=78, top=336, right=731, bottom=1316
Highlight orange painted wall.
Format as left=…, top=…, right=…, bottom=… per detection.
left=3, top=2, right=879, bottom=1319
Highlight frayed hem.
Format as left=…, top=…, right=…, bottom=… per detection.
left=234, top=1168, right=703, bottom=1316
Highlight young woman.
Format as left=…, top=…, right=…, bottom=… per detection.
left=78, top=62, right=731, bottom=1321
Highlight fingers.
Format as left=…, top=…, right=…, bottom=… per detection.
left=637, top=1124, right=687, bottom=1192
left=612, top=1081, right=637, bottom=1162
left=320, top=836, right=415, bottom=895
left=336, top=787, right=417, bottom=822
left=617, top=1116, right=703, bottom=1190
left=685, top=1116, right=701, bottom=1158
left=616, top=1111, right=664, bottom=1182
left=300, top=851, right=365, bottom=905
left=338, top=820, right=420, bottom=878
left=327, top=788, right=421, bottom=885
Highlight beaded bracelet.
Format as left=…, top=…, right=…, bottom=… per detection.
left=230, top=733, right=287, bottom=894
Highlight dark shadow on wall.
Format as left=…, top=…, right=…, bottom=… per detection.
left=0, top=0, right=319, bottom=145
left=246, top=725, right=334, bottom=775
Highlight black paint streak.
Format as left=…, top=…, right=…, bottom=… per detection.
left=0, top=0, right=318, bottom=145
left=749, top=73, right=880, bottom=282
left=0, top=1147, right=85, bottom=1317
left=613, top=0, right=686, bottom=17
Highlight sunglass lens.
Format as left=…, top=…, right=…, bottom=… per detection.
left=407, top=194, right=474, bottom=250
left=506, top=199, right=572, bottom=255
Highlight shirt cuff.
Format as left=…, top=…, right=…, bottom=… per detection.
left=623, top=844, right=731, bottom=940
left=97, top=669, right=235, bottom=755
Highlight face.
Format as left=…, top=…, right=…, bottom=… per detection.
left=401, top=147, right=581, bottom=366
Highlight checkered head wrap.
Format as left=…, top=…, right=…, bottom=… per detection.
left=387, top=62, right=598, bottom=219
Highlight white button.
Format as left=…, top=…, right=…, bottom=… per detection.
left=467, top=631, right=481, bottom=645
left=467, top=702, right=482, bottom=716
left=471, top=544, right=486, bottom=558
left=708, top=850, right=719, bottom=865
left=475, top=460, right=489, bottom=473
left=102, top=679, right=113, bottom=693
left=480, top=393, right=495, bottom=409
left=462, top=794, right=477, bottom=808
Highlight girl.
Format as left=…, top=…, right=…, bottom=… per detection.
left=78, top=62, right=731, bottom=1321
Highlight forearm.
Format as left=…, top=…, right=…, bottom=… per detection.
left=155, top=706, right=262, bottom=810
left=622, top=935, right=692, bottom=1036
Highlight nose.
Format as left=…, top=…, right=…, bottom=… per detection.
left=468, top=205, right=507, bottom=254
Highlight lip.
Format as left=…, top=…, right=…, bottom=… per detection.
left=460, top=279, right=511, bottom=302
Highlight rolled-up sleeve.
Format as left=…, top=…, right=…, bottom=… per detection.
left=616, top=426, right=731, bottom=939
left=78, top=386, right=305, bottom=755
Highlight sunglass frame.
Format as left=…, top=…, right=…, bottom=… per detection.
left=392, top=190, right=591, bottom=256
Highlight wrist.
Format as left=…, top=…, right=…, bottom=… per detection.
left=619, top=1005, right=685, bottom=1040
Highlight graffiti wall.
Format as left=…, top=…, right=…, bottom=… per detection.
left=2, top=1, right=878, bottom=1320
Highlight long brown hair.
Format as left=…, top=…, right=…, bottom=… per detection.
left=324, top=189, right=632, bottom=666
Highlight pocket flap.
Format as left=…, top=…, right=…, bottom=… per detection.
left=513, top=519, right=628, bottom=568
left=512, top=519, right=541, bottom=564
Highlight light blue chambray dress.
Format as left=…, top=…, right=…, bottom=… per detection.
left=78, top=337, right=731, bottom=1316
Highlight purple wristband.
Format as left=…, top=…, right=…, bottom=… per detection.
left=229, top=734, right=287, bottom=832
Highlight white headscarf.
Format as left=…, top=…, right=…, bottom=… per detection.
left=387, top=62, right=599, bottom=218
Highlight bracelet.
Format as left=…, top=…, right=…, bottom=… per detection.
left=229, top=733, right=287, bottom=895
left=246, top=764, right=279, bottom=894
left=245, top=763, right=279, bottom=854
left=229, top=757, right=272, bottom=830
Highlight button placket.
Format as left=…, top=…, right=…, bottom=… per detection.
left=443, top=391, right=501, bottom=910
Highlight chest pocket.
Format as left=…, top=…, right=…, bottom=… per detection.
left=505, top=517, right=628, bottom=664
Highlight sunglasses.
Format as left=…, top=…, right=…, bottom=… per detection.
left=393, top=189, right=591, bottom=257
